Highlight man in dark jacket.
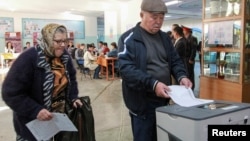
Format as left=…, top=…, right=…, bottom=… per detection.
left=182, top=25, right=198, bottom=90
left=118, top=0, right=192, bottom=141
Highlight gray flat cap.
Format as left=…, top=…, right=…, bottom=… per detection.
left=141, top=0, right=168, bottom=13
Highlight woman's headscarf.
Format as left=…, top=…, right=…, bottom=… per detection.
left=37, top=23, right=68, bottom=58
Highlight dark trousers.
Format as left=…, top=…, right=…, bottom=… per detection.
left=130, top=110, right=157, bottom=141
left=93, top=65, right=101, bottom=78
left=129, top=99, right=169, bottom=141
left=187, top=62, right=195, bottom=90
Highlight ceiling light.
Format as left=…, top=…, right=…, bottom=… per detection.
left=165, top=0, right=182, bottom=6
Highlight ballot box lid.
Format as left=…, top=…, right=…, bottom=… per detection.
left=156, top=100, right=250, bottom=120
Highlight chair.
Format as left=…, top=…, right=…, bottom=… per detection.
left=77, top=59, right=92, bottom=80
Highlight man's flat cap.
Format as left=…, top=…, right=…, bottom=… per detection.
left=141, top=0, right=168, bottom=13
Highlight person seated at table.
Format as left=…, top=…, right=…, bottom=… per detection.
left=107, top=42, right=119, bottom=77
left=75, top=43, right=85, bottom=73
left=100, top=42, right=110, bottom=56
left=5, top=41, right=14, bottom=53
left=4, top=41, right=14, bottom=67
left=84, top=44, right=102, bottom=79
left=23, top=41, right=31, bottom=51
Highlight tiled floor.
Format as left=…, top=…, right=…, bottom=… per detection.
left=0, top=62, right=201, bottom=141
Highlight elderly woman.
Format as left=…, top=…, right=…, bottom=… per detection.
left=1, top=23, right=82, bottom=141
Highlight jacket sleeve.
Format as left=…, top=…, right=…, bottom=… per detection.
left=164, top=34, right=188, bottom=82
left=118, top=34, right=157, bottom=91
left=189, top=36, right=198, bottom=61
left=1, top=50, right=44, bottom=119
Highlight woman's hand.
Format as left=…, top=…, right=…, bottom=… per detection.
left=73, top=99, right=83, bottom=108
left=37, top=109, right=53, bottom=121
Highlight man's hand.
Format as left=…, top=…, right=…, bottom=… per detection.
left=154, top=82, right=171, bottom=98
left=179, top=77, right=192, bottom=88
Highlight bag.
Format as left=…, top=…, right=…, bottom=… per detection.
left=60, top=96, right=96, bottom=141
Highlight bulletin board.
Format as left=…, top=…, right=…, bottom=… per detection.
left=5, top=32, right=22, bottom=53
left=22, top=18, right=85, bottom=39
left=0, top=17, right=14, bottom=38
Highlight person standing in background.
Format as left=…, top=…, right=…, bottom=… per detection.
left=2, top=23, right=82, bottom=141
left=182, top=25, right=198, bottom=90
left=172, top=26, right=190, bottom=81
left=23, top=41, right=31, bottom=50
left=171, top=24, right=180, bottom=44
left=75, top=43, right=86, bottom=72
left=118, top=0, right=192, bottom=141
left=166, top=30, right=173, bottom=44
left=197, top=40, right=202, bottom=73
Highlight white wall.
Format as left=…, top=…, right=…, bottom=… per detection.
left=0, top=11, right=97, bottom=51
left=0, top=10, right=203, bottom=52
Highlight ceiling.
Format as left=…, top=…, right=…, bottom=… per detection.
left=0, top=0, right=202, bottom=20
left=163, top=0, right=202, bottom=20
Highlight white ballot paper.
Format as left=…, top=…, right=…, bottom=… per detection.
left=168, top=85, right=213, bottom=107
left=26, top=113, right=77, bottom=141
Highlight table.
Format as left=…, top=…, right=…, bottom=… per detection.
left=0, top=53, right=20, bottom=69
left=96, top=56, right=117, bottom=81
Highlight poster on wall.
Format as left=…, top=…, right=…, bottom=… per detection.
left=0, top=17, right=14, bottom=38
left=208, top=21, right=234, bottom=45
left=22, top=18, right=85, bottom=39
left=5, top=32, right=22, bottom=53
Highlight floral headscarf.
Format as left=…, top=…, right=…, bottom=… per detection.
left=37, top=23, right=68, bottom=58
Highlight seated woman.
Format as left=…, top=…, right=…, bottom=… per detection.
left=5, top=41, right=14, bottom=53
left=84, top=44, right=101, bottom=79
left=75, top=43, right=85, bottom=73
left=4, top=41, right=15, bottom=67
left=107, top=42, right=119, bottom=77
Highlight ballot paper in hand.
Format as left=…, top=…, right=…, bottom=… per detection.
left=26, top=113, right=77, bottom=141
left=168, top=85, right=213, bottom=107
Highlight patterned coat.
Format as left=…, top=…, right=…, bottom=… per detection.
left=1, top=46, right=78, bottom=141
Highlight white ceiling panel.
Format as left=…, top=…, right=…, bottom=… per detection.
left=0, top=0, right=202, bottom=19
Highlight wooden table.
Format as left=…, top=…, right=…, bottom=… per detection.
left=96, top=56, right=118, bottom=81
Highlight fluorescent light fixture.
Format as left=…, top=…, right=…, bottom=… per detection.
left=165, top=0, right=182, bottom=6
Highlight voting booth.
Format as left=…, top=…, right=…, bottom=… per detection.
left=156, top=100, right=250, bottom=141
